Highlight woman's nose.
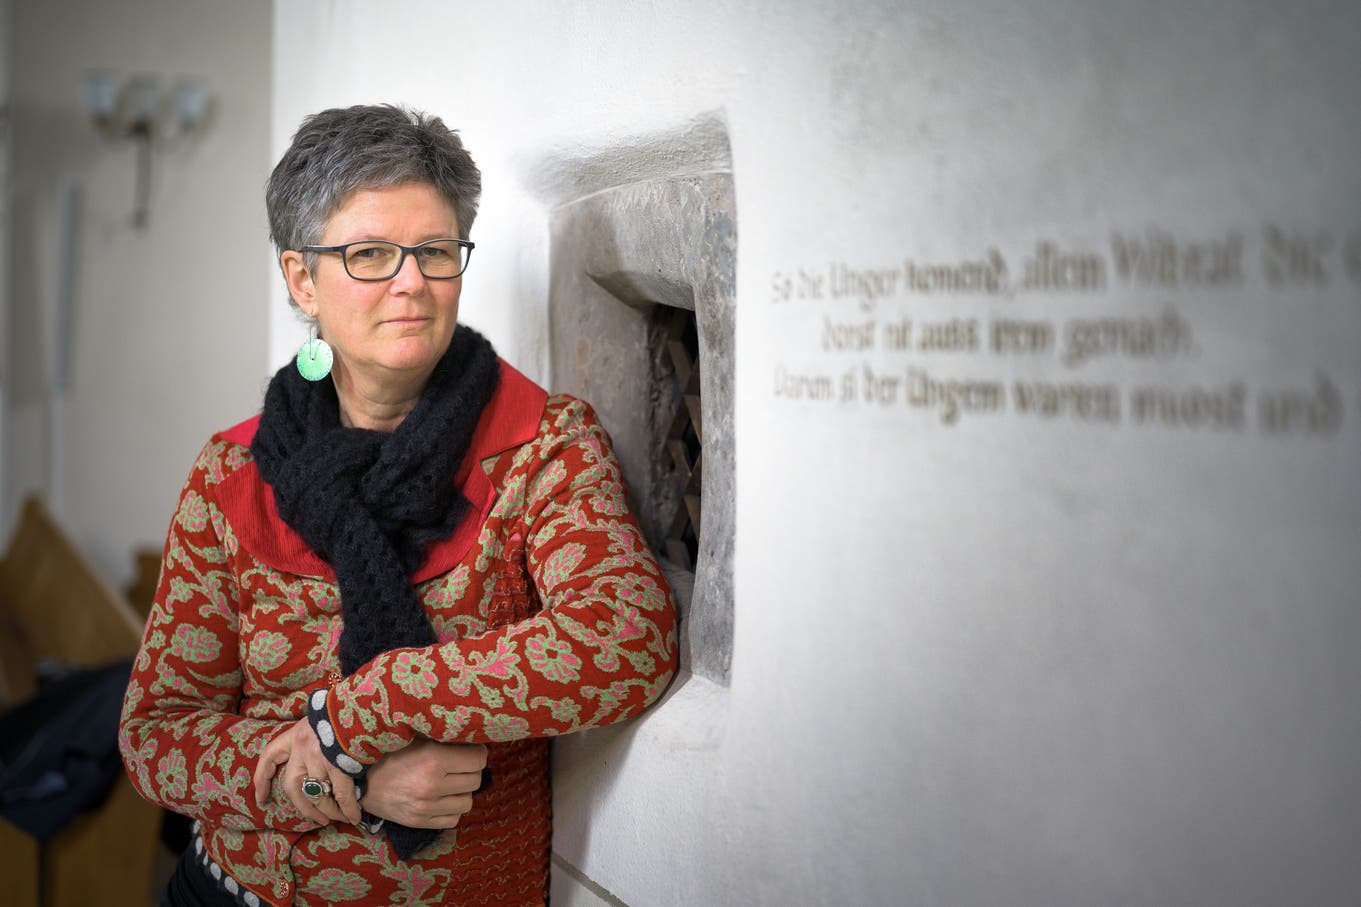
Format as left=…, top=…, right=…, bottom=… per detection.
left=389, top=250, right=427, bottom=290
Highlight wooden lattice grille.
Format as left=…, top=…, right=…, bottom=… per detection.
left=662, top=306, right=702, bottom=571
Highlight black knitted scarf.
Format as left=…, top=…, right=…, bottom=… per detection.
left=251, top=324, right=499, bottom=859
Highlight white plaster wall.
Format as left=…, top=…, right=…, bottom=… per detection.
left=4, top=0, right=272, bottom=585
left=271, top=2, right=1361, bottom=904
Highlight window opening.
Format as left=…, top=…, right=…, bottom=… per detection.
left=548, top=170, right=735, bottom=685
left=660, top=307, right=701, bottom=572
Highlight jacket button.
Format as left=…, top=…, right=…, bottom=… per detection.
left=275, top=879, right=291, bottom=897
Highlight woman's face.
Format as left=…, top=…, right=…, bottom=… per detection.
left=283, top=181, right=462, bottom=388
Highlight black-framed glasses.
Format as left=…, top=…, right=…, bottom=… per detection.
left=300, top=238, right=475, bottom=281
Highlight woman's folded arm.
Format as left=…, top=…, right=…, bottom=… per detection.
left=322, top=397, right=679, bottom=766
left=119, top=440, right=325, bottom=834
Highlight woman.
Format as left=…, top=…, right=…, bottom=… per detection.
left=120, top=104, right=678, bottom=907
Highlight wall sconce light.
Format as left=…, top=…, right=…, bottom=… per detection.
left=81, top=72, right=212, bottom=228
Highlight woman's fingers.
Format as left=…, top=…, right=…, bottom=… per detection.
left=252, top=729, right=293, bottom=808
left=285, top=761, right=336, bottom=825
left=429, top=792, right=475, bottom=822
left=436, top=743, right=489, bottom=775
left=441, top=770, right=485, bottom=797
left=388, top=792, right=474, bottom=829
left=327, top=763, right=362, bottom=824
left=420, top=810, right=470, bottom=830
left=362, top=742, right=488, bottom=828
left=252, top=718, right=365, bottom=826
left=261, top=718, right=345, bottom=826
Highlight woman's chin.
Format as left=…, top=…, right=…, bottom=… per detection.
left=374, top=336, right=454, bottom=375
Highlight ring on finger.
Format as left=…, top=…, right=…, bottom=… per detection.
left=301, top=777, right=332, bottom=802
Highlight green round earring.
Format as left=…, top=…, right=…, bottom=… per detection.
left=295, top=332, right=333, bottom=382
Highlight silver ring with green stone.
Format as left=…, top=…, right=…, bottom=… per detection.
left=301, top=777, right=331, bottom=802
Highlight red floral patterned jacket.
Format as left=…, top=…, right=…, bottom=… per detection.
left=119, top=361, right=678, bottom=906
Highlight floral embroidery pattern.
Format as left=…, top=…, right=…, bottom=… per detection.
left=540, top=542, right=587, bottom=591
left=177, top=490, right=211, bottom=532
left=484, top=713, right=532, bottom=742
left=246, top=631, right=292, bottom=674
left=120, top=393, right=677, bottom=907
left=391, top=650, right=439, bottom=700
left=154, top=748, right=188, bottom=800
left=525, top=634, right=583, bottom=684
left=169, top=624, right=222, bottom=663
left=305, top=867, right=371, bottom=902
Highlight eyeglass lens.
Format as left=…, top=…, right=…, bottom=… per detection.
left=344, top=241, right=468, bottom=279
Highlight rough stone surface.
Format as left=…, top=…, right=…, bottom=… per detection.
left=549, top=173, right=736, bottom=685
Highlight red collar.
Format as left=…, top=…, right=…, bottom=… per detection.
left=215, top=359, right=548, bottom=583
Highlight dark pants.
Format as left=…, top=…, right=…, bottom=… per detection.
left=160, top=847, right=239, bottom=907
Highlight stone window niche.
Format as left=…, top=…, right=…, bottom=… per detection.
left=548, top=172, right=735, bottom=685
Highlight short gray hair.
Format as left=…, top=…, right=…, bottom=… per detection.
left=267, top=104, right=482, bottom=305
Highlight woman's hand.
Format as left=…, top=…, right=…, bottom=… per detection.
left=252, top=718, right=362, bottom=827
left=361, top=740, right=488, bottom=830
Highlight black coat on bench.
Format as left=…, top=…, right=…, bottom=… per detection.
left=0, top=659, right=133, bottom=841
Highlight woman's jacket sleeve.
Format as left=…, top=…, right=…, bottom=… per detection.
left=320, top=397, right=679, bottom=764
left=118, top=440, right=318, bottom=833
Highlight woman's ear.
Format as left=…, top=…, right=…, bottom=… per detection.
left=280, top=251, right=318, bottom=317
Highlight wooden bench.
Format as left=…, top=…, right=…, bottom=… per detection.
left=0, top=497, right=162, bottom=907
